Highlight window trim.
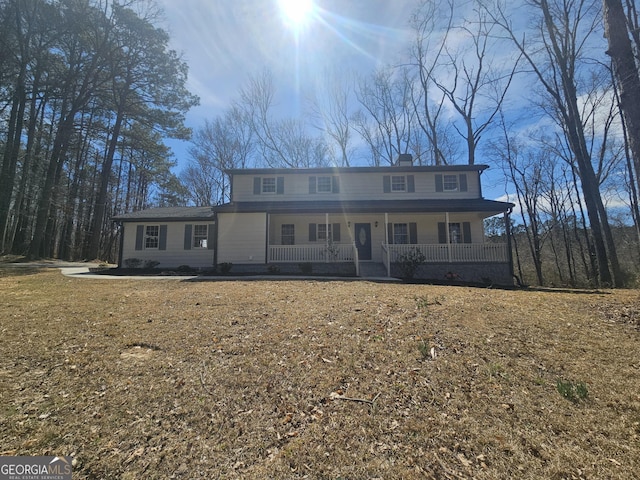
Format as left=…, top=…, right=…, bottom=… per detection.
left=391, top=175, right=407, bottom=192
left=281, top=224, right=295, bottom=245
left=192, top=224, right=208, bottom=249
left=316, top=176, right=333, bottom=193
left=144, top=225, right=160, bottom=250
left=443, top=174, right=458, bottom=191
left=317, top=223, right=332, bottom=241
left=438, top=221, right=472, bottom=244
left=261, top=177, right=277, bottom=194
left=393, top=223, right=409, bottom=244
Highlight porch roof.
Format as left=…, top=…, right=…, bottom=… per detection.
left=214, top=198, right=514, bottom=215
left=113, top=206, right=215, bottom=222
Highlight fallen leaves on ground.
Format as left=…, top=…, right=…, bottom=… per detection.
left=0, top=269, right=639, bottom=479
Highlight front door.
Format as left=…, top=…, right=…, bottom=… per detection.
left=354, top=223, right=372, bottom=260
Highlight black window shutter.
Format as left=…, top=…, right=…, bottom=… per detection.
left=387, top=223, right=393, bottom=244
left=253, top=177, right=261, bottom=194
left=333, top=223, right=340, bottom=242
left=438, top=222, right=447, bottom=243
left=435, top=174, right=443, bottom=192
left=276, top=176, right=285, bottom=194
left=459, top=174, right=468, bottom=192
left=135, top=225, right=144, bottom=250
left=309, top=176, right=316, bottom=193
left=383, top=175, right=391, bottom=193
left=463, top=222, right=472, bottom=243
left=207, top=224, right=215, bottom=250
left=332, top=176, right=340, bottom=193
left=309, top=224, right=316, bottom=241
left=409, top=223, right=418, bottom=244
left=184, top=224, right=192, bottom=250
left=159, top=225, right=167, bottom=251
left=407, top=175, right=415, bottom=193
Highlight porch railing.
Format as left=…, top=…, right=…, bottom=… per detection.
left=269, top=243, right=357, bottom=263
left=386, top=243, right=509, bottom=263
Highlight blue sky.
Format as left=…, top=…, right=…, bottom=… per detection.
left=152, top=0, right=545, bottom=208
left=157, top=0, right=418, bottom=160
left=154, top=0, right=627, bottom=215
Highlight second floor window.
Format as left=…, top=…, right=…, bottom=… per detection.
left=317, top=176, right=332, bottom=193
left=309, top=175, right=339, bottom=194
left=391, top=176, right=406, bottom=192
left=384, top=174, right=414, bottom=193
left=262, top=177, right=276, bottom=193
left=443, top=175, right=458, bottom=191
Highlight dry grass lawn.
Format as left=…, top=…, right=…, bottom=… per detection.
left=0, top=267, right=639, bottom=479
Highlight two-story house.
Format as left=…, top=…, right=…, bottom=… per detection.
left=114, top=155, right=515, bottom=284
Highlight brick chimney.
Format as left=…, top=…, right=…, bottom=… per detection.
left=395, top=153, right=413, bottom=167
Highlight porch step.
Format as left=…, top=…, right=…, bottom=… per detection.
left=358, top=262, right=388, bottom=278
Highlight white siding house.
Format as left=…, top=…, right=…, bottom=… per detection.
left=114, top=156, right=515, bottom=284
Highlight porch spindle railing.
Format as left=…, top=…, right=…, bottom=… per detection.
left=269, top=243, right=355, bottom=263
left=386, top=243, right=509, bottom=263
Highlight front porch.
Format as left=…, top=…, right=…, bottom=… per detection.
left=267, top=242, right=510, bottom=281
left=269, top=242, right=509, bottom=264
left=259, top=210, right=514, bottom=283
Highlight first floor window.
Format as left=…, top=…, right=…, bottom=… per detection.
left=282, top=224, right=295, bottom=245
left=449, top=223, right=461, bottom=243
left=393, top=223, right=408, bottom=244
left=193, top=224, right=208, bottom=248
left=318, top=223, right=332, bottom=240
left=438, top=221, right=471, bottom=244
left=145, top=225, right=159, bottom=249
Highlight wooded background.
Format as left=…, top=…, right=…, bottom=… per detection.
left=1, top=0, right=639, bottom=287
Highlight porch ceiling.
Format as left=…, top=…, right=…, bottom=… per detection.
left=214, top=199, right=514, bottom=215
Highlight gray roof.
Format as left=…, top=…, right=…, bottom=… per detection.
left=227, top=164, right=490, bottom=176
left=213, top=198, right=513, bottom=215
left=113, top=206, right=215, bottom=222
left=113, top=199, right=513, bottom=222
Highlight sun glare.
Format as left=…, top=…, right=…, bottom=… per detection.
left=278, top=0, right=315, bottom=28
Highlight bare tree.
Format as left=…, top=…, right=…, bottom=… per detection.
left=238, top=69, right=327, bottom=168
left=487, top=0, right=623, bottom=286
left=353, top=67, right=416, bottom=165
left=603, top=0, right=640, bottom=197
left=309, top=71, right=356, bottom=167
left=408, top=0, right=455, bottom=165
left=491, top=124, right=548, bottom=285
left=183, top=106, right=254, bottom=205
left=410, top=0, right=520, bottom=166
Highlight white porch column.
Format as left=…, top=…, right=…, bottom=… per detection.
left=325, top=213, right=329, bottom=263
left=266, top=213, right=271, bottom=263
left=384, top=212, right=389, bottom=244
left=384, top=212, right=390, bottom=277
left=445, top=212, right=452, bottom=263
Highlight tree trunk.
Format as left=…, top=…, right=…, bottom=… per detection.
left=0, top=71, right=27, bottom=252
left=86, top=106, right=125, bottom=260
left=28, top=108, right=75, bottom=259
left=603, top=0, right=640, bottom=197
